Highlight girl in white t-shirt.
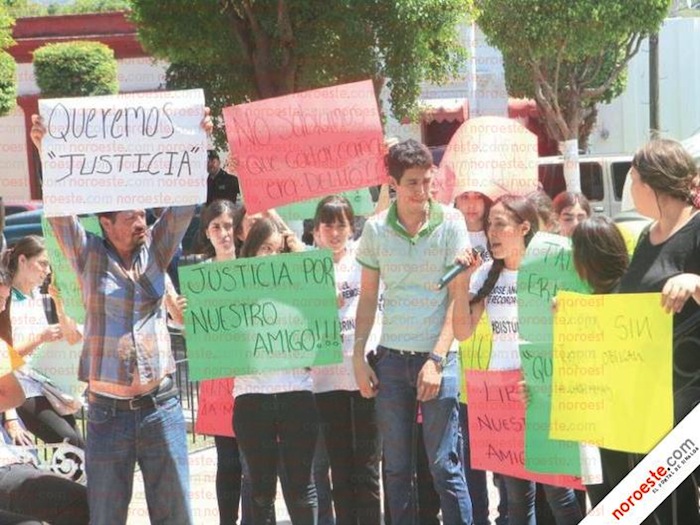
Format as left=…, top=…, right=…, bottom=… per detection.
left=454, top=191, right=493, bottom=264
left=232, top=217, right=319, bottom=525
left=311, top=195, right=382, bottom=524
left=451, top=195, right=583, bottom=525
left=0, top=235, right=84, bottom=448
left=453, top=190, right=493, bottom=525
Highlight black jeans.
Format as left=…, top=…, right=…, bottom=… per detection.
left=0, top=463, right=88, bottom=524
left=316, top=390, right=381, bottom=525
left=16, top=396, right=84, bottom=448
left=234, top=391, right=319, bottom=525
left=215, top=436, right=243, bottom=525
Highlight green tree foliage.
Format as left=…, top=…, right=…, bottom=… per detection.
left=33, top=40, right=118, bottom=97
left=0, top=4, right=16, bottom=116
left=4, top=0, right=130, bottom=17
left=474, top=0, right=670, bottom=156
left=129, top=0, right=470, bottom=146
left=2, top=0, right=47, bottom=17
left=55, top=0, right=130, bottom=15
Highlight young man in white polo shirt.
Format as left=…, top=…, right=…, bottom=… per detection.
left=353, top=139, right=473, bottom=524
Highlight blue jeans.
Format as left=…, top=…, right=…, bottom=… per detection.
left=374, top=347, right=473, bottom=525
left=86, top=396, right=192, bottom=525
left=502, top=477, right=581, bottom=525
left=459, top=403, right=490, bottom=525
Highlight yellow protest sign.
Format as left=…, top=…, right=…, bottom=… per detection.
left=551, top=292, right=673, bottom=454
left=0, top=340, right=23, bottom=376
left=459, top=316, right=493, bottom=402
left=616, top=223, right=640, bottom=257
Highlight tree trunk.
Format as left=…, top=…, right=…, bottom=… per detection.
left=560, top=138, right=581, bottom=193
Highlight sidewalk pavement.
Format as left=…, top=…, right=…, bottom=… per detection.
left=126, top=444, right=505, bottom=524
left=127, top=444, right=293, bottom=524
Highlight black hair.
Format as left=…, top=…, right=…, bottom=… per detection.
left=553, top=191, right=592, bottom=216
left=470, top=195, right=539, bottom=305
left=527, top=190, right=556, bottom=231
left=313, top=195, right=355, bottom=231
left=385, top=139, right=433, bottom=183
left=1, top=235, right=45, bottom=279
left=632, top=138, right=699, bottom=205
left=0, top=265, right=10, bottom=287
left=232, top=206, right=288, bottom=257
left=240, top=218, right=282, bottom=259
left=572, top=216, right=629, bottom=294
left=455, top=191, right=493, bottom=231
left=200, top=199, right=238, bottom=259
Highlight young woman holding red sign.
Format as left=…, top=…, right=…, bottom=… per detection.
left=451, top=195, right=583, bottom=525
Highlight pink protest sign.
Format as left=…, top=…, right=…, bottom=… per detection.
left=195, top=378, right=234, bottom=437
left=467, top=369, right=584, bottom=490
left=434, top=116, right=539, bottom=203
left=223, top=80, right=388, bottom=213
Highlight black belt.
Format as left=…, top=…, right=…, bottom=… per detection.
left=383, top=347, right=455, bottom=358
left=385, top=347, right=427, bottom=358
left=88, top=376, right=178, bottom=411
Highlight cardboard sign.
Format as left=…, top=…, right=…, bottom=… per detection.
left=459, top=315, right=493, bottom=403
left=520, top=342, right=581, bottom=476
left=179, top=251, right=343, bottom=380
left=551, top=292, right=673, bottom=453
left=467, top=369, right=584, bottom=490
left=195, top=378, right=235, bottom=437
left=517, top=232, right=591, bottom=345
left=39, top=89, right=207, bottom=216
left=42, top=215, right=101, bottom=324
left=223, top=80, right=387, bottom=213
left=277, top=188, right=375, bottom=222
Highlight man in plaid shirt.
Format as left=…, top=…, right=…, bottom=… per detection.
left=32, top=113, right=209, bottom=525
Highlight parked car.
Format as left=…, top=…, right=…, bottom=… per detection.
left=4, top=209, right=43, bottom=245
left=537, top=154, right=633, bottom=217
left=4, top=200, right=43, bottom=217
left=3, top=207, right=204, bottom=254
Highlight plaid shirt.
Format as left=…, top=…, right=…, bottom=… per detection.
left=48, top=206, right=195, bottom=386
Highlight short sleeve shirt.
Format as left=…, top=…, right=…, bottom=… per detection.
left=469, top=261, right=521, bottom=370
left=356, top=200, right=469, bottom=353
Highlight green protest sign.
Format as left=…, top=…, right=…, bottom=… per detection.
left=520, top=342, right=581, bottom=476
left=276, top=188, right=374, bottom=222
left=42, top=215, right=102, bottom=324
left=517, top=233, right=589, bottom=474
left=179, top=250, right=343, bottom=380
left=517, top=232, right=590, bottom=344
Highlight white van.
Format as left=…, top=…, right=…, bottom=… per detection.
left=538, top=154, right=633, bottom=217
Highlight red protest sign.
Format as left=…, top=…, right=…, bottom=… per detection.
left=195, top=378, right=235, bottom=437
left=223, top=80, right=388, bottom=213
left=466, top=369, right=584, bottom=490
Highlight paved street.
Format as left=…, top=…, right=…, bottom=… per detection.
left=127, top=444, right=504, bottom=525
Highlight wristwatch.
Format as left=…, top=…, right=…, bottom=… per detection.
left=427, top=352, right=447, bottom=371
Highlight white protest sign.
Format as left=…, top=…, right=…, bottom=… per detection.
left=39, top=89, right=207, bottom=217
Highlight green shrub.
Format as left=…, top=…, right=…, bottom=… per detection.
left=0, top=50, right=16, bottom=115
left=33, top=41, right=118, bottom=97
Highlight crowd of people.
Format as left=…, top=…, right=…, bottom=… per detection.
left=0, top=113, right=697, bottom=525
